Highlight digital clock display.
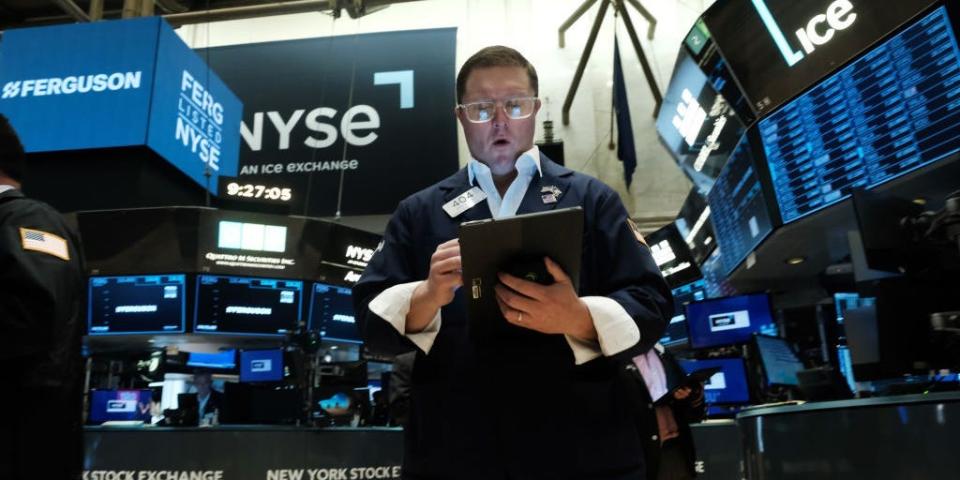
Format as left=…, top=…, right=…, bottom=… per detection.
left=218, top=177, right=293, bottom=203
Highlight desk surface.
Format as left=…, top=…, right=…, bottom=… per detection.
left=736, top=390, right=960, bottom=419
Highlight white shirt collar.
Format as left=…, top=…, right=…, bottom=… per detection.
left=467, top=145, right=542, bottom=186
left=0, top=185, right=15, bottom=195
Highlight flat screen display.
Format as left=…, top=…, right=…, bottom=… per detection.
left=707, top=134, right=776, bottom=276
left=309, top=283, right=360, bottom=343
left=239, top=349, right=285, bottom=383
left=686, top=293, right=777, bottom=349
left=646, top=223, right=702, bottom=289
left=683, top=18, right=756, bottom=124
left=674, top=188, right=717, bottom=265
left=88, top=274, right=186, bottom=335
left=657, top=48, right=747, bottom=194
left=88, top=389, right=152, bottom=424
left=755, top=335, right=805, bottom=386
left=660, top=280, right=708, bottom=347
left=679, top=358, right=750, bottom=404
left=703, top=0, right=937, bottom=115
left=759, top=6, right=960, bottom=223
left=186, top=350, right=237, bottom=370
left=194, top=275, right=302, bottom=335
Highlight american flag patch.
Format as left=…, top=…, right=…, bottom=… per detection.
left=19, top=227, right=70, bottom=261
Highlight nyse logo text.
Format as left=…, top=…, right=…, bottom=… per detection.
left=175, top=71, right=225, bottom=171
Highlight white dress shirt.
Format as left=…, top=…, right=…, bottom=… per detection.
left=0, top=184, right=15, bottom=195
left=368, top=146, right=641, bottom=364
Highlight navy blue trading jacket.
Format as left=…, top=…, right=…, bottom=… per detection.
left=353, top=155, right=672, bottom=480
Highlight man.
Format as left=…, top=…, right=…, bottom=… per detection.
left=353, top=46, right=671, bottom=480
left=193, top=371, right=224, bottom=421
left=0, top=114, right=86, bottom=479
left=631, top=348, right=707, bottom=480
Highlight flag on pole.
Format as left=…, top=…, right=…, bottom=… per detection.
left=613, top=37, right=637, bottom=189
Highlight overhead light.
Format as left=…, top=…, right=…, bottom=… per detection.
left=913, top=197, right=927, bottom=206
left=785, top=256, right=806, bottom=265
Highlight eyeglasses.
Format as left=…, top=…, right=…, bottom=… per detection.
left=457, top=96, right=539, bottom=123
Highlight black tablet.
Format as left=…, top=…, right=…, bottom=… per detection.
left=459, top=207, right=584, bottom=340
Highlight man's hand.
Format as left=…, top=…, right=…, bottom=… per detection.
left=494, top=257, right=597, bottom=340
left=407, top=239, right=461, bottom=332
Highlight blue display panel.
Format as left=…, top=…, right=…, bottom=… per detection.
left=194, top=275, right=302, bottom=335
left=186, top=350, right=237, bottom=369
left=679, top=358, right=750, bottom=404
left=706, top=135, right=775, bottom=276
left=660, top=279, right=708, bottom=347
left=760, top=6, right=960, bottom=223
left=88, top=389, right=152, bottom=424
left=0, top=18, right=157, bottom=151
left=239, top=349, right=284, bottom=383
left=754, top=335, right=805, bottom=386
left=308, top=283, right=360, bottom=343
left=88, top=274, right=186, bottom=335
left=686, top=293, right=777, bottom=349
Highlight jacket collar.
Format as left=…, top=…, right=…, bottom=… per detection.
left=438, top=152, right=574, bottom=221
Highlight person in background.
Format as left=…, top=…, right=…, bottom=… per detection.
left=0, top=113, right=86, bottom=480
left=632, top=347, right=707, bottom=480
left=193, top=371, right=223, bottom=423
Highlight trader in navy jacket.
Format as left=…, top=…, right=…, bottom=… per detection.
left=353, top=46, right=671, bottom=480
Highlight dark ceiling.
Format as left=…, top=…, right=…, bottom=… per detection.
left=0, top=0, right=416, bottom=30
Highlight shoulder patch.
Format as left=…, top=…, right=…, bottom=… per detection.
left=19, top=227, right=70, bottom=261
left=626, top=218, right=648, bottom=246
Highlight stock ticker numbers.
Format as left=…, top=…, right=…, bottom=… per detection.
left=707, top=136, right=774, bottom=276
left=760, top=7, right=960, bottom=223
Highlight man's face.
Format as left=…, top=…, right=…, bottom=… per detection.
left=194, top=375, right=211, bottom=395
left=457, top=66, right=540, bottom=176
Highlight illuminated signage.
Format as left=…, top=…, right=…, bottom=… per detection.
left=752, top=0, right=857, bottom=67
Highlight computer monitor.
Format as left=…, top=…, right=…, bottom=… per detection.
left=185, top=350, right=237, bottom=370
left=758, top=5, right=960, bottom=224
left=194, top=275, right=302, bottom=335
left=678, top=358, right=750, bottom=405
left=674, top=188, right=717, bottom=265
left=706, top=133, right=776, bottom=276
left=88, top=274, right=186, bottom=335
left=686, top=293, right=777, bottom=349
left=88, top=389, right=152, bottom=424
left=239, top=349, right=285, bottom=383
left=656, top=48, right=747, bottom=194
left=753, top=334, right=805, bottom=387
left=661, top=280, right=708, bottom=347
left=646, top=223, right=702, bottom=289
left=308, top=282, right=360, bottom=343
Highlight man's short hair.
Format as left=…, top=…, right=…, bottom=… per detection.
left=456, top=46, right=538, bottom=104
left=0, top=114, right=25, bottom=181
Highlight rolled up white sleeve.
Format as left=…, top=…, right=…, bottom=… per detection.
left=563, top=296, right=641, bottom=365
left=367, top=281, right=442, bottom=354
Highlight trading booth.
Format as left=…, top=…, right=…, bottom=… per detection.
left=647, top=0, right=960, bottom=478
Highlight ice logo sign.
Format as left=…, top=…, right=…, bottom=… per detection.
left=752, top=0, right=857, bottom=67
left=176, top=71, right=225, bottom=172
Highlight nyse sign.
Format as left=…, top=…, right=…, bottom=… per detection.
left=205, top=28, right=458, bottom=216
left=176, top=71, right=225, bottom=171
